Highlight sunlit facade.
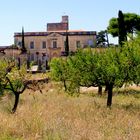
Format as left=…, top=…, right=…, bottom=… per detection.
left=14, top=16, right=96, bottom=62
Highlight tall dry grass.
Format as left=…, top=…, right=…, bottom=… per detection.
left=0, top=82, right=140, bottom=140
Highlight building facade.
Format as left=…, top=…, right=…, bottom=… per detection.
left=14, top=16, right=96, bottom=63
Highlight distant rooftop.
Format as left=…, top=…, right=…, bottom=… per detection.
left=14, top=30, right=96, bottom=37
left=47, top=29, right=84, bottom=32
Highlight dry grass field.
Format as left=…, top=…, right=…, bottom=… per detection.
left=0, top=82, right=140, bottom=140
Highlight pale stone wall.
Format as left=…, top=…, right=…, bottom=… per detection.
left=4, top=48, right=21, bottom=58
left=68, top=35, right=96, bottom=52
left=14, top=33, right=96, bottom=61
left=14, top=15, right=96, bottom=62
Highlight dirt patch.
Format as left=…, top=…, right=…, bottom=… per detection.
left=80, top=86, right=98, bottom=93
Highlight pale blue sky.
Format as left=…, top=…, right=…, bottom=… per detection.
left=0, top=0, right=140, bottom=45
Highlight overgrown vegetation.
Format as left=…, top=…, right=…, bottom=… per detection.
left=0, top=82, right=139, bottom=139
left=108, top=12, right=140, bottom=39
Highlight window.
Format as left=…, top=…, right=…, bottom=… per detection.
left=30, top=41, right=34, bottom=49
left=76, top=41, right=80, bottom=48
left=42, top=41, right=46, bottom=49
left=52, top=41, right=57, bottom=48
left=88, top=40, right=94, bottom=47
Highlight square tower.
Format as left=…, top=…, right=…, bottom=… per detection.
left=47, top=16, right=69, bottom=31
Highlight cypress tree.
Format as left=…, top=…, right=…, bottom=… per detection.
left=65, top=30, right=69, bottom=56
left=21, top=27, right=27, bottom=53
left=118, top=10, right=127, bottom=47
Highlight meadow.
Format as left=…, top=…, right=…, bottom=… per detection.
left=0, top=82, right=140, bottom=140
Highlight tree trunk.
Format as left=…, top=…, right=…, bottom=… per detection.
left=63, top=80, right=67, bottom=91
left=27, top=59, right=30, bottom=69
left=12, top=93, right=20, bottom=113
left=98, top=86, right=102, bottom=96
left=107, top=84, right=113, bottom=107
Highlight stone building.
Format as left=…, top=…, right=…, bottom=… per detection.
left=14, top=16, right=96, bottom=63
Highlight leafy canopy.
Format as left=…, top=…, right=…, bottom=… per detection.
left=108, top=12, right=140, bottom=37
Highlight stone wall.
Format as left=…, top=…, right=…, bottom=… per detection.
left=14, top=32, right=96, bottom=61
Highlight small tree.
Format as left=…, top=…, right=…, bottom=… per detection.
left=96, top=30, right=109, bottom=47
left=0, top=58, right=48, bottom=113
left=5, top=63, right=30, bottom=113
left=50, top=58, right=69, bottom=91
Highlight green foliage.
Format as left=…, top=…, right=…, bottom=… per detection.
left=0, top=59, right=15, bottom=94
left=96, top=30, right=109, bottom=47
left=6, top=63, right=29, bottom=93
left=50, top=58, right=70, bottom=92
left=124, top=37, right=140, bottom=85
left=108, top=18, right=118, bottom=37
left=50, top=37, right=140, bottom=106
left=108, top=12, right=140, bottom=39
left=0, top=58, right=31, bottom=112
left=125, top=13, right=140, bottom=34
left=50, top=58, right=69, bottom=82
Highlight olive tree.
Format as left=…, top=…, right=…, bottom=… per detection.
left=0, top=58, right=48, bottom=113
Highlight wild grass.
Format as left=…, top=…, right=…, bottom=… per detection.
left=0, top=82, right=140, bottom=140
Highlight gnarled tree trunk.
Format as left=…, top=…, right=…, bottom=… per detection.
left=12, top=93, right=20, bottom=113
left=107, top=84, right=113, bottom=107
